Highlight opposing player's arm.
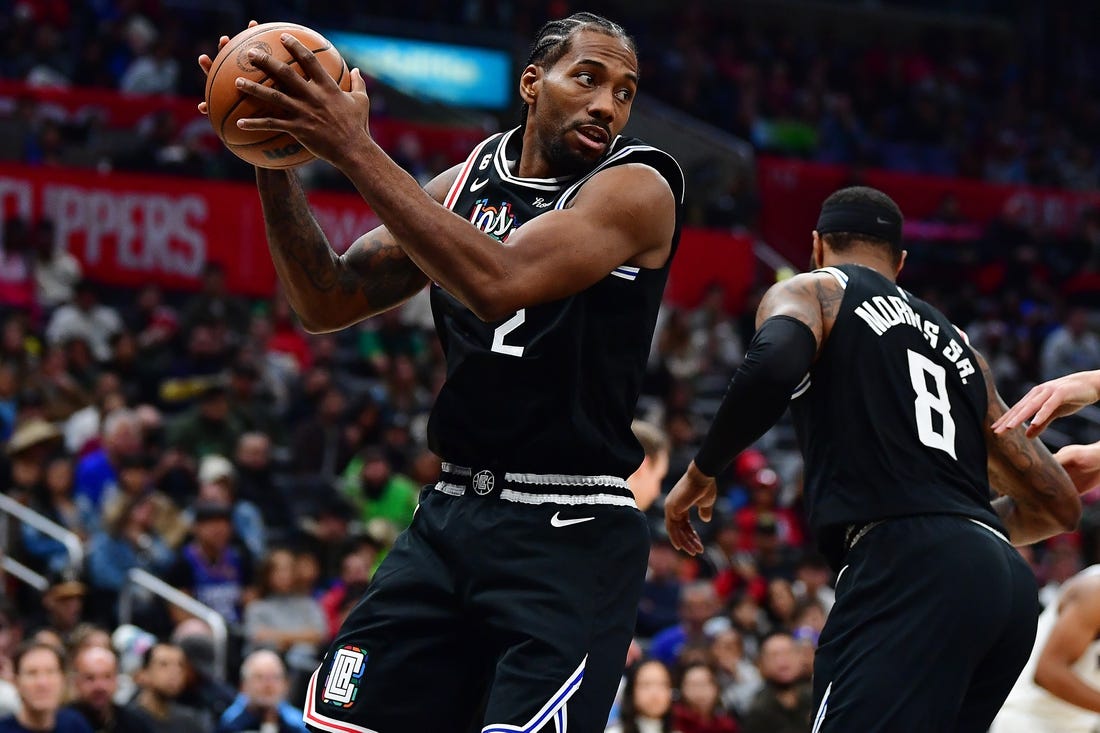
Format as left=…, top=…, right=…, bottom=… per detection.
left=979, top=349, right=1081, bottom=545
left=340, top=143, right=675, bottom=321
left=993, top=369, right=1100, bottom=438
left=1033, top=578, right=1100, bottom=712
left=1054, top=441, right=1100, bottom=494
left=255, top=165, right=460, bottom=333
left=666, top=272, right=842, bottom=554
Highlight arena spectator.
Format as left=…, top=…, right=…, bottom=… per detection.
left=339, top=446, right=419, bottom=533
left=1040, top=307, right=1100, bottom=381
left=27, top=575, right=86, bottom=647
left=171, top=620, right=236, bottom=725
left=319, top=541, right=377, bottom=638
left=636, top=537, right=684, bottom=639
left=217, top=650, right=308, bottom=733
left=0, top=641, right=91, bottom=733
left=649, top=582, right=721, bottom=667
left=233, top=432, right=291, bottom=533
left=740, top=632, right=812, bottom=733
left=67, top=645, right=153, bottom=733
left=291, top=385, right=353, bottom=478
left=86, top=491, right=174, bottom=613
left=180, top=264, right=249, bottom=342
left=193, top=454, right=265, bottom=561
left=126, top=643, right=211, bottom=733
left=0, top=601, right=23, bottom=718
left=605, top=659, right=676, bottom=733
left=167, top=384, right=246, bottom=460
left=166, top=502, right=253, bottom=625
left=673, top=663, right=739, bottom=733
left=32, top=218, right=79, bottom=313
left=242, top=548, right=326, bottom=682
left=628, top=420, right=670, bottom=513
left=710, top=628, right=763, bottom=718
left=44, top=281, right=121, bottom=362
left=75, top=408, right=142, bottom=512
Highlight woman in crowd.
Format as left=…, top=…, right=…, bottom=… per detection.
left=606, top=659, right=679, bottom=733
left=673, top=663, right=739, bottom=733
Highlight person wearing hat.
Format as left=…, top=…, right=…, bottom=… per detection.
left=26, top=573, right=87, bottom=649
left=191, top=454, right=265, bottom=562
left=3, top=418, right=61, bottom=505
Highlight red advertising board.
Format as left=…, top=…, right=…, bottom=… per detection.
left=757, top=156, right=1100, bottom=265
left=0, top=163, right=756, bottom=307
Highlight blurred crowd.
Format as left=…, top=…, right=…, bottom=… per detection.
left=6, top=1, right=1100, bottom=191
left=0, top=1, right=1099, bottom=732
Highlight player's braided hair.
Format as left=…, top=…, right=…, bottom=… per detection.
left=519, top=12, right=637, bottom=124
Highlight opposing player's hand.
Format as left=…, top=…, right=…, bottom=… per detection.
left=235, top=34, right=371, bottom=167
left=196, top=20, right=259, bottom=114
left=993, top=370, right=1100, bottom=438
left=1054, top=442, right=1100, bottom=495
left=665, top=461, right=717, bottom=556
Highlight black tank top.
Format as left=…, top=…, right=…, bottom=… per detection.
left=427, top=127, right=685, bottom=479
left=789, top=264, right=1003, bottom=563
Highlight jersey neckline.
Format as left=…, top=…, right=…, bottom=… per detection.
left=493, top=127, right=625, bottom=191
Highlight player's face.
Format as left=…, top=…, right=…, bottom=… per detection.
left=528, top=31, right=638, bottom=174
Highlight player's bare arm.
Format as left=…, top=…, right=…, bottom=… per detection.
left=666, top=271, right=841, bottom=554
left=235, top=37, right=674, bottom=321
left=197, top=25, right=443, bottom=332
left=1032, top=575, right=1100, bottom=712
left=253, top=166, right=457, bottom=332
left=978, top=350, right=1081, bottom=544
left=993, top=369, right=1100, bottom=438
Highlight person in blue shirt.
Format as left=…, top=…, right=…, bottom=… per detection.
left=0, top=640, right=92, bottom=733
left=218, top=651, right=307, bottom=733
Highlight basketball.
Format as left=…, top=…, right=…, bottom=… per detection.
left=205, top=22, right=351, bottom=169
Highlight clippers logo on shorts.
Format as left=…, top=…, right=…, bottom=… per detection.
left=469, top=199, right=518, bottom=242
left=321, top=645, right=367, bottom=708
left=473, top=470, right=495, bottom=496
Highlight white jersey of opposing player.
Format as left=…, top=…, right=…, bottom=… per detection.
left=992, top=565, right=1100, bottom=733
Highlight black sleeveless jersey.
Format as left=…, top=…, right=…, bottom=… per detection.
left=789, top=264, right=1004, bottom=561
left=427, top=127, right=685, bottom=478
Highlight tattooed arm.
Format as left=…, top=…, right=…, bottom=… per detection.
left=256, top=165, right=459, bottom=333
left=979, top=349, right=1081, bottom=545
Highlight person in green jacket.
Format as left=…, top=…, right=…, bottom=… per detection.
left=340, top=447, right=419, bottom=532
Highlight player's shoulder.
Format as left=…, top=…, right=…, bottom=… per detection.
left=592, top=135, right=685, bottom=204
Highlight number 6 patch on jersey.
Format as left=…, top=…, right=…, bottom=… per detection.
left=322, top=645, right=368, bottom=708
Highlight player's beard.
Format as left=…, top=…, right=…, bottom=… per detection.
left=544, top=123, right=603, bottom=177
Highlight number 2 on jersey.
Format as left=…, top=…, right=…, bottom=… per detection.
left=491, top=309, right=526, bottom=357
left=907, top=349, right=957, bottom=459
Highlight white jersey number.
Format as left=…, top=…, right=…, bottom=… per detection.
left=907, top=349, right=957, bottom=459
left=491, top=309, right=526, bottom=357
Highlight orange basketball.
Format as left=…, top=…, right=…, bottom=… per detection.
left=205, top=22, right=351, bottom=169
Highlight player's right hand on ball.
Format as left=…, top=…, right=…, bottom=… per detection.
left=196, top=20, right=259, bottom=114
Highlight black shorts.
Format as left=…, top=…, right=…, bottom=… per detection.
left=304, top=464, right=650, bottom=733
left=811, top=514, right=1039, bottom=733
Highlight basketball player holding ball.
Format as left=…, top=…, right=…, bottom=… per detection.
left=199, top=13, right=683, bottom=733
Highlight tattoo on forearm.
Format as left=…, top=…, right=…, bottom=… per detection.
left=259, top=171, right=339, bottom=292
left=979, top=352, right=1069, bottom=509
left=341, top=236, right=428, bottom=312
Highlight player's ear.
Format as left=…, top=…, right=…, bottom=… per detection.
left=811, top=231, right=824, bottom=270
left=520, top=64, right=541, bottom=109
left=896, top=249, right=908, bottom=277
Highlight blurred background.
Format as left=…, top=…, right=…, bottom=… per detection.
left=0, top=1, right=1097, bottom=731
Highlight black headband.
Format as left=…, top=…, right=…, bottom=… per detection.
left=816, top=202, right=903, bottom=248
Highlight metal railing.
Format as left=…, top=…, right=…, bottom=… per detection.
left=119, top=568, right=229, bottom=680
left=0, top=493, right=84, bottom=578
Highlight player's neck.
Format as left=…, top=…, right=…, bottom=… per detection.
left=822, top=254, right=897, bottom=282
left=516, top=126, right=554, bottom=179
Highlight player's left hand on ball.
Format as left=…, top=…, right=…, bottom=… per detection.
left=235, top=34, right=371, bottom=166
left=665, top=461, right=717, bottom=556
